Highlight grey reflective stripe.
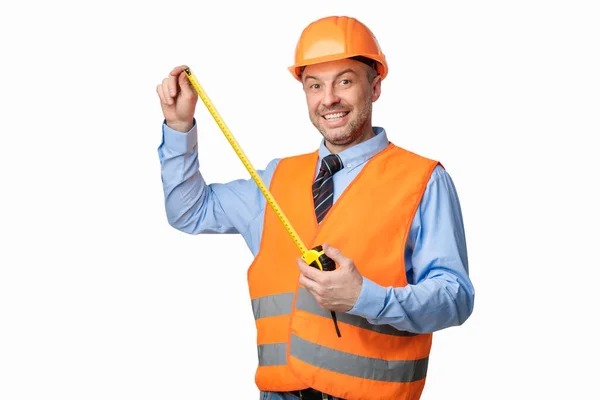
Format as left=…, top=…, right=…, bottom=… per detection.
left=258, top=342, right=287, bottom=366
left=252, top=292, right=294, bottom=320
left=296, top=288, right=418, bottom=337
left=290, top=334, right=428, bottom=383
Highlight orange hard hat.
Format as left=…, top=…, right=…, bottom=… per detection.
left=288, top=16, right=388, bottom=82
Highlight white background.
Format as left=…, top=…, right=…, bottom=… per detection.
left=1, top=1, right=599, bottom=399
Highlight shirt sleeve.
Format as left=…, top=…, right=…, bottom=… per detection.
left=157, top=120, right=279, bottom=239
left=346, top=165, right=475, bottom=334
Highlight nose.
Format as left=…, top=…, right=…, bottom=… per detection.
left=322, top=85, right=340, bottom=107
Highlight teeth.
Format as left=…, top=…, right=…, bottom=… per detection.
left=324, top=112, right=348, bottom=120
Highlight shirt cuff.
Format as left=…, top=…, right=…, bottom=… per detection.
left=347, top=277, right=387, bottom=319
left=162, top=119, right=197, bottom=154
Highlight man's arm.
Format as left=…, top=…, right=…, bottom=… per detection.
left=156, top=65, right=279, bottom=241
left=158, top=120, right=278, bottom=238
left=347, top=165, right=475, bottom=333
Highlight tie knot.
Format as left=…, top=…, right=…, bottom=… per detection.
left=319, top=154, right=343, bottom=176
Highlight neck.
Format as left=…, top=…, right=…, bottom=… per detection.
left=326, top=126, right=375, bottom=154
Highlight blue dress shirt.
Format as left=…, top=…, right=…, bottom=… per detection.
left=157, top=122, right=475, bottom=334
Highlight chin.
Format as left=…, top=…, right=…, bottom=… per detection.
left=323, top=133, right=353, bottom=146
left=319, top=125, right=351, bottom=142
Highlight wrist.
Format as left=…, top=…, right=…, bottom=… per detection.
left=162, top=119, right=198, bottom=154
left=347, top=277, right=386, bottom=318
left=165, top=119, right=193, bottom=133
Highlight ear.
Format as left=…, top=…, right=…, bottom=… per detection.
left=371, top=75, right=382, bottom=102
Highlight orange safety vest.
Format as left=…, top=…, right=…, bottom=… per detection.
left=247, top=142, right=440, bottom=400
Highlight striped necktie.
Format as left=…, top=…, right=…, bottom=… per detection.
left=312, top=154, right=343, bottom=223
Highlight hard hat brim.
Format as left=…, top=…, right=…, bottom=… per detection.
left=288, top=53, right=388, bottom=82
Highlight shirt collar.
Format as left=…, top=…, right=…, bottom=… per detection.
left=317, top=127, right=389, bottom=173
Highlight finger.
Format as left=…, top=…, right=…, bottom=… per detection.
left=159, top=78, right=173, bottom=106
left=298, top=275, right=329, bottom=309
left=161, top=78, right=173, bottom=105
left=297, top=258, right=322, bottom=282
left=156, top=84, right=167, bottom=105
left=167, top=68, right=185, bottom=97
left=298, top=273, right=321, bottom=296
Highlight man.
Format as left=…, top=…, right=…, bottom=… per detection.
left=156, top=15, right=474, bottom=400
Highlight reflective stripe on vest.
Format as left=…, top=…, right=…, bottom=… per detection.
left=252, top=290, right=417, bottom=337
left=254, top=290, right=424, bottom=382
left=258, top=337, right=428, bottom=383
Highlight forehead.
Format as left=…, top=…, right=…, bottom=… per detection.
left=302, top=58, right=368, bottom=81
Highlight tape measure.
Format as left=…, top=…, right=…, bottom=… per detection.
left=185, top=67, right=342, bottom=337
left=184, top=67, right=326, bottom=271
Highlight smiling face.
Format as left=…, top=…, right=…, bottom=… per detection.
left=301, top=58, right=382, bottom=153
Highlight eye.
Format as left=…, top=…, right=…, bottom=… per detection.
left=310, top=83, right=321, bottom=90
left=339, top=79, right=351, bottom=85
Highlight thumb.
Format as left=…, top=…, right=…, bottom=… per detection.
left=178, top=70, right=194, bottom=96
left=322, top=243, right=347, bottom=267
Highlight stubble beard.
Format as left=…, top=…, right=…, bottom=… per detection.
left=312, top=102, right=372, bottom=147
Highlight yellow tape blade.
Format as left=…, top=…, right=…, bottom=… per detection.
left=184, top=67, right=308, bottom=255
